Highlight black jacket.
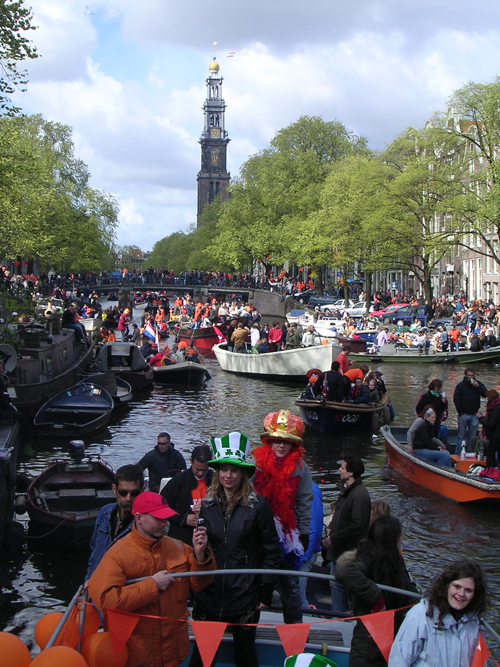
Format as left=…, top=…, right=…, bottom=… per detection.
left=415, top=391, right=446, bottom=420
left=413, top=419, right=439, bottom=451
left=453, top=378, right=488, bottom=415
left=161, top=466, right=214, bottom=544
left=314, top=370, right=344, bottom=402
left=138, top=444, right=187, bottom=491
left=327, top=478, right=371, bottom=561
left=337, top=556, right=418, bottom=667
left=194, top=491, right=281, bottom=619
left=478, top=401, right=500, bottom=440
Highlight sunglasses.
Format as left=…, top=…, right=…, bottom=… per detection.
left=117, top=488, right=141, bottom=498
left=157, top=441, right=170, bottom=446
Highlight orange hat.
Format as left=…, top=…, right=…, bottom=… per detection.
left=261, top=409, right=305, bottom=446
left=178, top=341, right=187, bottom=349
left=186, top=347, right=194, bottom=354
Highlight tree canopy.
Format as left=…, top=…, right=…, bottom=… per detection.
left=0, top=0, right=38, bottom=113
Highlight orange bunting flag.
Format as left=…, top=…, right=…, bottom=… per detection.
left=106, top=608, right=140, bottom=661
left=360, top=610, right=395, bottom=662
left=470, top=632, right=490, bottom=667
left=190, top=621, right=227, bottom=667
left=276, top=623, right=311, bottom=657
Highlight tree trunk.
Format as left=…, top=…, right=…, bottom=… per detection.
left=365, top=273, right=372, bottom=313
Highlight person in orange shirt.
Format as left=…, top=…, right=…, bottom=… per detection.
left=336, top=344, right=353, bottom=374
left=161, top=445, right=214, bottom=546
left=344, top=364, right=369, bottom=383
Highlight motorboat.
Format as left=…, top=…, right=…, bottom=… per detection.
left=212, top=342, right=342, bottom=381
left=296, top=394, right=390, bottom=433
left=350, top=344, right=500, bottom=364
left=77, top=372, right=133, bottom=409
left=152, top=359, right=209, bottom=386
left=34, top=383, right=114, bottom=437
left=93, top=342, right=154, bottom=390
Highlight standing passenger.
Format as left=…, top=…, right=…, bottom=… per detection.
left=253, top=410, right=313, bottom=624
left=189, top=432, right=281, bottom=667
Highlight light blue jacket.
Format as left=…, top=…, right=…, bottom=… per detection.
left=388, top=599, right=480, bottom=667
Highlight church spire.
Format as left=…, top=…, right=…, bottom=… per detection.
left=196, top=43, right=230, bottom=226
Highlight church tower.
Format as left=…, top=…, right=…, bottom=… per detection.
left=196, top=50, right=230, bottom=226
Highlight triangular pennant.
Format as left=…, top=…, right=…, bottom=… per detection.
left=276, top=623, right=311, bottom=657
left=190, top=620, right=227, bottom=667
left=360, top=609, right=395, bottom=662
left=106, top=608, right=140, bottom=661
left=470, top=632, right=490, bottom=667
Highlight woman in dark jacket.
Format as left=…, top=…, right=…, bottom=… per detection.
left=336, top=516, right=418, bottom=667
left=190, top=432, right=281, bottom=667
left=478, top=389, right=500, bottom=467
left=415, top=379, right=447, bottom=437
left=412, top=407, right=452, bottom=467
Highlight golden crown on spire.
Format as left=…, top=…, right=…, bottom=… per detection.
left=209, top=41, right=220, bottom=74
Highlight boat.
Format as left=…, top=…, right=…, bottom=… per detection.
left=93, top=342, right=154, bottom=390
left=212, top=342, right=342, bottom=381
left=296, top=394, right=390, bottom=433
left=350, top=343, right=500, bottom=364
left=81, top=318, right=103, bottom=334
left=33, top=383, right=114, bottom=437
left=4, top=326, right=94, bottom=416
left=77, top=372, right=133, bottom=409
left=176, top=324, right=226, bottom=351
left=152, top=359, right=209, bottom=385
left=381, top=425, right=500, bottom=503
left=26, top=444, right=115, bottom=537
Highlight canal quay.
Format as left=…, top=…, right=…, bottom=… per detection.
left=1, top=346, right=500, bottom=649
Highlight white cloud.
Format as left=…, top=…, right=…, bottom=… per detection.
left=11, top=0, right=500, bottom=248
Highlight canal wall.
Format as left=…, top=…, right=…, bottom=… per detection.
left=0, top=422, right=20, bottom=557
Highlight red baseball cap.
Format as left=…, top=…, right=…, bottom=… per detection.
left=132, top=492, right=178, bottom=519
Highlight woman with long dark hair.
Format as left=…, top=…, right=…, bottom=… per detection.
left=477, top=388, right=500, bottom=467
left=336, top=516, right=418, bottom=667
left=389, top=560, right=489, bottom=667
left=189, top=432, right=281, bottom=667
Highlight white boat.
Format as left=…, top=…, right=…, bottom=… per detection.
left=212, top=342, right=341, bottom=381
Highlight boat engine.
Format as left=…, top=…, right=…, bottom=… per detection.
left=69, top=440, right=85, bottom=463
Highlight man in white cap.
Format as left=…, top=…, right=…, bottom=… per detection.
left=88, top=491, right=215, bottom=667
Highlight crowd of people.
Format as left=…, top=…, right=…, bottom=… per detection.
left=81, top=406, right=492, bottom=667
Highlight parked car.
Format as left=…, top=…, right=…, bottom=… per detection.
left=307, top=292, right=338, bottom=307
left=294, top=289, right=332, bottom=305
left=378, top=305, right=427, bottom=326
left=370, top=303, right=402, bottom=319
left=319, top=299, right=354, bottom=314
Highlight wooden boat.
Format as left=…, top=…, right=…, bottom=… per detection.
left=26, top=456, right=115, bottom=536
left=152, top=359, right=208, bottom=385
left=6, top=327, right=94, bottom=415
left=77, top=372, right=133, bottom=409
left=93, top=342, right=154, bottom=390
left=34, top=383, right=114, bottom=437
left=176, top=324, right=225, bottom=351
left=212, top=342, right=342, bottom=381
left=350, top=344, right=500, bottom=364
left=296, top=394, right=390, bottom=433
left=381, top=425, right=500, bottom=503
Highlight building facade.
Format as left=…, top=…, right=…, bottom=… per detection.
left=196, top=56, right=230, bottom=226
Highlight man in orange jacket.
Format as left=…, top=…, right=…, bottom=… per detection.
left=88, top=492, right=216, bottom=667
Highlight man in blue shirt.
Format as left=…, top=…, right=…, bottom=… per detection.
left=86, top=464, right=144, bottom=580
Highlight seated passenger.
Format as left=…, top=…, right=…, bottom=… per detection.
left=411, top=407, right=451, bottom=467
left=185, top=347, right=200, bottom=363
left=313, top=361, right=345, bottom=402
left=347, top=377, right=370, bottom=404
left=367, top=378, right=381, bottom=403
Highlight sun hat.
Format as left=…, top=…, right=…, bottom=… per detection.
left=209, top=432, right=255, bottom=472
left=306, top=368, right=322, bottom=379
left=132, top=491, right=178, bottom=519
left=284, top=655, right=338, bottom=667
left=261, top=409, right=305, bottom=446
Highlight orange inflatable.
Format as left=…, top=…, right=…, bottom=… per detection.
left=34, top=611, right=79, bottom=649
left=81, top=631, right=128, bottom=667
left=31, top=646, right=87, bottom=666
left=0, top=631, right=31, bottom=667
left=76, top=602, right=100, bottom=638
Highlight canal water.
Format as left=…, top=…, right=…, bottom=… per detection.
left=1, top=337, right=500, bottom=651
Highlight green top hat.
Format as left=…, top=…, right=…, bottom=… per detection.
left=284, top=654, right=339, bottom=667
left=209, top=432, right=255, bottom=473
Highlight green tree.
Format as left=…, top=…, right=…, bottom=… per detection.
left=206, top=116, right=369, bottom=279
left=0, top=0, right=38, bottom=113
left=437, top=77, right=500, bottom=267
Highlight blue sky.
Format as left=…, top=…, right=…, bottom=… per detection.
left=13, top=0, right=500, bottom=251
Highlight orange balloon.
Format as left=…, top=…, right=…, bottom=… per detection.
left=0, top=631, right=31, bottom=667
left=81, top=632, right=128, bottom=667
left=31, top=646, right=87, bottom=666
left=75, top=602, right=100, bottom=638
left=34, top=612, right=79, bottom=649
